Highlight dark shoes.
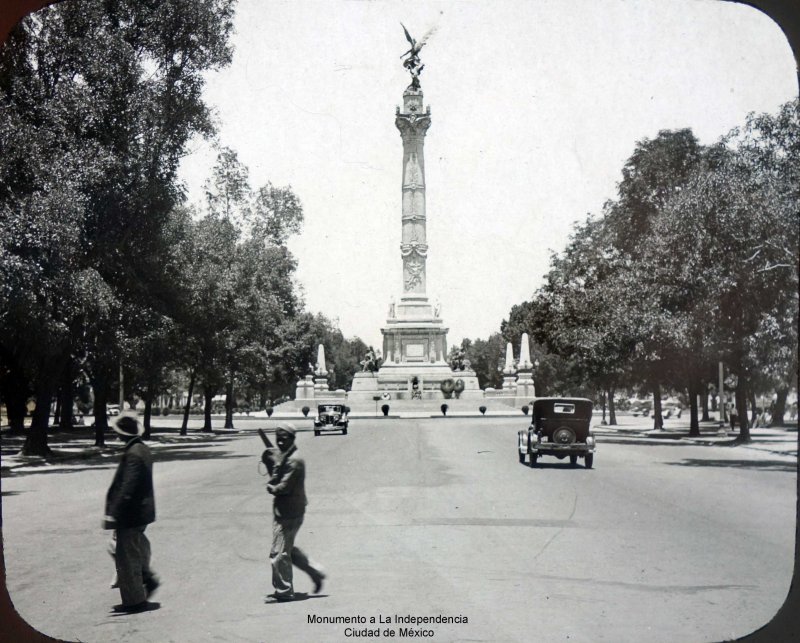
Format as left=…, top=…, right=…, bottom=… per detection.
left=113, top=601, right=160, bottom=613
left=264, top=593, right=296, bottom=603
left=312, top=573, right=326, bottom=594
left=145, top=576, right=160, bottom=599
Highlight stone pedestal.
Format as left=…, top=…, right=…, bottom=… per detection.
left=295, top=375, right=315, bottom=401
left=514, top=370, right=536, bottom=408
left=502, top=374, right=517, bottom=393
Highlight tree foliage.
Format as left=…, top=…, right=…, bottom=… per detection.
left=494, top=101, right=798, bottom=437
left=1, top=0, right=234, bottom=452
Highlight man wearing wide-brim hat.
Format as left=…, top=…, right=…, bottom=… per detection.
left=103, top=410, right=160, bottom=612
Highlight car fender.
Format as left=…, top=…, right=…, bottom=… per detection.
left=517, top=430, right=527, bottom=453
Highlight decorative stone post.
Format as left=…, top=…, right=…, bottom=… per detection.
left=515, top=333, right=536, bottom=406
left=314, top=344, right=329, bottom=391
left=502, top=342, right=517, bottom=393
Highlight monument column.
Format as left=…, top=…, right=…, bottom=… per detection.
left=395, top=89, right=431, bottom=298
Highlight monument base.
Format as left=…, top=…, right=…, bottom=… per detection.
left=348, top=366, right=481, bottom=404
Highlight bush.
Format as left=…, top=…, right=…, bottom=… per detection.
left=381, top=404, right=390, bottom=416
left=162, top=408, right=170, bottom=416
left=266, top=407, right=274, bottom=417
left=479, top=406, right=486, bottom=415
left=521, top=405, right=530, bottom=415
left=345, top=406, right=351, bottom=414
left=454, top=379, right=465, bottom=399
left=151, top=407, right=161, bottom=416
left=301, top=406, right=310, bottom=417
left=441, top=403, right=448, bottom=416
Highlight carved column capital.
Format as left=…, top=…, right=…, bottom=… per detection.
left=395, top=113, right=431, bottom=138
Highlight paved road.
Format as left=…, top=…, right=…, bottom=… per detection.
left=2, top=418, right=796, bottom=642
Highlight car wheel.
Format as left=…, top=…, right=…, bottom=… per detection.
left=585, top=453, right=594, bottom=469
left=342, top=427, right=348, bottom=435
left=569, top=454, right=578, bottom=466
left=529, top=453, right=538, bottom=468
left=518, top=451, right=525, bottom=464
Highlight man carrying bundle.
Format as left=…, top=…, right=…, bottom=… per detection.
left=263, top=423, right=325, bottom=602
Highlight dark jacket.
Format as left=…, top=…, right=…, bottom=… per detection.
left=267, top=444, right=307, bottom=520
left=105, top=437, right=156, bottom=528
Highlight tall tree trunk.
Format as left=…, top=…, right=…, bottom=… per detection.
left=59, top=383, right=72, bottom=429
left=92, top=379, right=109, bottom=447
left=181, top=369, right=195, bottom=436
left=22, top=383, right=53, bottom=456
left=688, top=379, right=700, bottom=436
left=652, top=383, right=663, bottom=430
left=700, top=383, right=710, bottom=422
left=771, top=387, right=788, bottom=427
left=600, top=390, right=607, bottom=424
left=202, top=388, right=213, bottom=432
left=58, top=359, right=75, bottom=430
left=2, top=356, right=29, bottom=432
left=734, top=380, right=751, bottom=443
left=224, top=371, right=234, bottom=429
left=608, top=387, right=617, bottom=425
left=53, top=393, right=62, bottom=431
left=143, top=392, right=153, bottom=440
left=748, top=388, right=758, bottom=425
left=6, top=380, right=27, bottom=433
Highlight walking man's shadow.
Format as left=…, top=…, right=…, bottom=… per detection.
left=263, top=592, right=329, bottom=604
left=110, top=601, right=161, bottom=615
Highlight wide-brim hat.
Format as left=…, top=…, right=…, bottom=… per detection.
left=275, top=422, right=297, bottom=437
left=112, top=410, right=144, bottom=437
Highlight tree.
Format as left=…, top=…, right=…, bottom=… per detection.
left=651, top=101, right=799, bottom=441
left=0, top=0, right=235, bottom=453
left=463, top=333, right=505, bottom=389
left=602, top=129, right=709, bottom=430
left=606, top=128, right=704, bottom=256
left=251, top=182, right=304, bottom=245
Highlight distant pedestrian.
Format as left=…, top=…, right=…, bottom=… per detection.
left=264, top=423, right=325, bottom=602
left=103, top=411, right=160, bottom=613
left=729, top=404, right=738, bottom=431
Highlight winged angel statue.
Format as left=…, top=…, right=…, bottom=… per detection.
left=400, top=23, right=436, bottom=89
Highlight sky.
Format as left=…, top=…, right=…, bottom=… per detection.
left=177, top=0, right=797, bottom=349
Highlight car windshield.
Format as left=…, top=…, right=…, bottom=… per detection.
left=320, top=406, right=341, bottom=413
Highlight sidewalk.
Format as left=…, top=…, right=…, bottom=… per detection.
left=591, top=414, right=798, bottom=459
left=0, top=425, right=242, bottom=475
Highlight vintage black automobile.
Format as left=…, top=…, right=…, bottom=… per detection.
left=313, top=403, right=349, bottom=436
left=518, top=398, right=596, bottom=468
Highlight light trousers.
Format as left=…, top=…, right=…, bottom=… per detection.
left=270, top=516, right=322, bottom=598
